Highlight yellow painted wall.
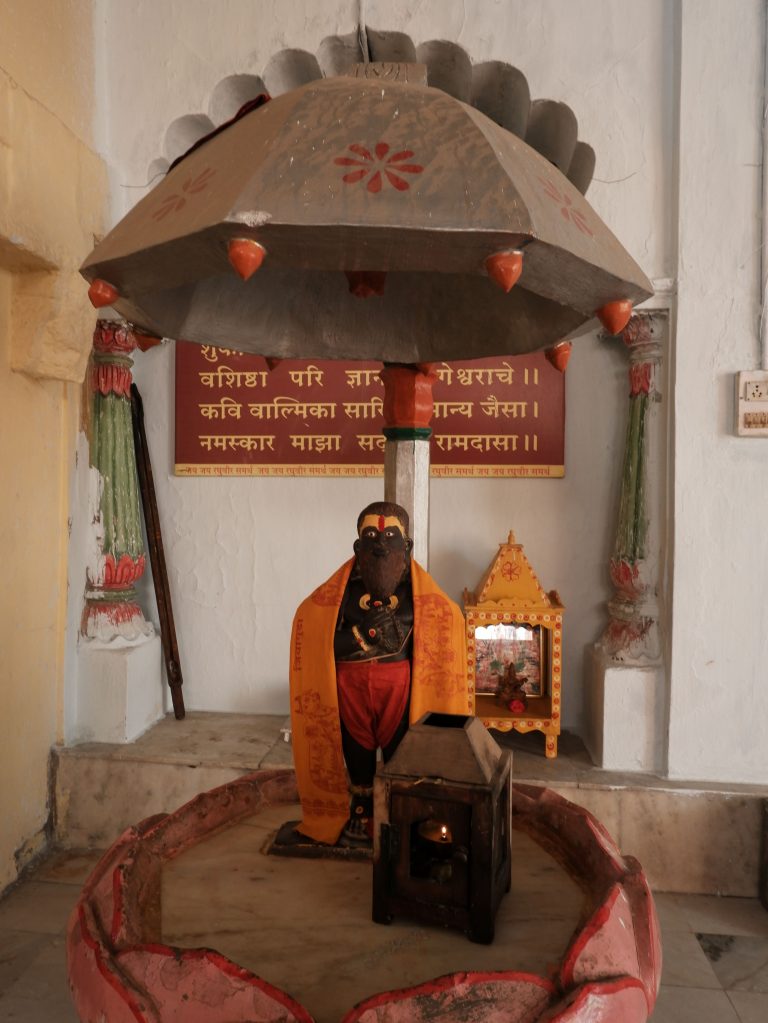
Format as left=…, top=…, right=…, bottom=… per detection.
left=0, top=0, right=105, bottom=890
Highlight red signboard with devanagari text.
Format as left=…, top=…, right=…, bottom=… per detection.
left=174, top=343, right=564, bottom=478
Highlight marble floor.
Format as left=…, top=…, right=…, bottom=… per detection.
left=1, top=803, right=767, bottom=1022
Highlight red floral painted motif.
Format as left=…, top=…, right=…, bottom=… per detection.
left=609, top=557, right=646, bottom=599
left=103, top=553, right=146, bottom=589
left=334, top=143, right=423, bottom=193
left=152, top=167, right=216, bottom=221
left=501, top=560, right=520, bottom=582
left=629, top=362, right=652, bottom=396
left=538, top=177, right=594, bottom=236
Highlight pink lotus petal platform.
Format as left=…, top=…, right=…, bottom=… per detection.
left=66, top=770, right=661, bottom=1022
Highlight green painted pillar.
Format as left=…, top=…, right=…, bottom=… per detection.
left=600, top=313, right=665, bottom=663
left=81, top=321, right=154, bottom=643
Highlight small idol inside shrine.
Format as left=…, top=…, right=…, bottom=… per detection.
left=465, top=531, right=564, bottom=757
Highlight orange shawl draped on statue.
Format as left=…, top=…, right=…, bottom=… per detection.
left=289, top=557, right=471, bottom=844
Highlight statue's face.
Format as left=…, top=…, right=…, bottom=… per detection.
left=356, top=514, right=409, bottom=555
left=354, top=513, right=412, bottom=598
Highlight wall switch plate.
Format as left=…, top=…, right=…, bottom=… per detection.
left=736, top=370, right=768, bottom=435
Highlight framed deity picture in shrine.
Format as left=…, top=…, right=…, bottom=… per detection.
left=473, top=621, right=546, bottom=698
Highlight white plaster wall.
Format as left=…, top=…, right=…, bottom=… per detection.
left=100, top=1, right=673, bottom=736
left=666, top=0, right=768, bottom=784
left=99, top=0, right=359, bottom=223
left=133, top=328, right=628, bottom=724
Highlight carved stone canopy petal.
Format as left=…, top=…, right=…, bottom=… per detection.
left=81, top=65, right=652, bottom=362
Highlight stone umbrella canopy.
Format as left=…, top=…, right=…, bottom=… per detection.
left=81, top=61, right=652, bottom=360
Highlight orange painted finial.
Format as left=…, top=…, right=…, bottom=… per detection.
left=596, top=299, right=633, bottom=335
left=485, top=250, right=524, bottom=293
left=134, top=333, right=163, bottom=352
left=545, top=341, right=572, bottom=373
left=228, top=238, right=266, bottom=281
left=88, top=279, right=120, bottom=308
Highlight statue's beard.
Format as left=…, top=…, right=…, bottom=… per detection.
left=358, top=548, right=409, bottom=601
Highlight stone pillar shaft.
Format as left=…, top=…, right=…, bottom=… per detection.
left=380, top=364, right=436, bottom=567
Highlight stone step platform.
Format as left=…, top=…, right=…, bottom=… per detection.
left=52, top=712, right=767, bottom=898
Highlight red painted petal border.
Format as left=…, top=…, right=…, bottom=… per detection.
left=68, top=775, right=659, bottom=1023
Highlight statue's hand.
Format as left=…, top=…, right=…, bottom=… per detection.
left=362, top=606, right=403, bottom=653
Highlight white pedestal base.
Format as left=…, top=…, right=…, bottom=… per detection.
left=74, top=634, right=163, bottom=744
left=585, top=644, right=664, bottom=773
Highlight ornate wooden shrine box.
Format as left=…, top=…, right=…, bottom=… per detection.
left=372, top=713, right=511, bottom=944
left=464, top=531, right=564, bottom=758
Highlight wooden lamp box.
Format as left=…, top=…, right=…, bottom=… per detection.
left=372, top=713, right=512, bottom=944
left=464, top=531, right=564, bottom=758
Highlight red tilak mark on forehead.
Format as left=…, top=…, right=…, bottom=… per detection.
left=378, top=515, right=385, bottom=531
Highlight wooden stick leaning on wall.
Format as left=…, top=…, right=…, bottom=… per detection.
left=130, top=383, right=186, bottom=719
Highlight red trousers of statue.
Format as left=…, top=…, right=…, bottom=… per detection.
left=336, top=659, right=410, bottom=752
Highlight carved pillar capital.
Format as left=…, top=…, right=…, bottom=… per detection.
left=620, top=312, right=664, bottom=387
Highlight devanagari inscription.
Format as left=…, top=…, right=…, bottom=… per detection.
left=199, top=434, right=276, bottom=452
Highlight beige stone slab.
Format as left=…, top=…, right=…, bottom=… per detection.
left=0, top=931, right=52, bottom=993
left=160, top=822, right=268, bottom=881
left=651, top=986, right=740, bottom=1022
left=52, top=713, right=767, bottom=896
left=503, top=729, right=768, bottom=800
left=659, top=930, right=721, bottom=989
left=678, top=896, right=768, bottom=939
left=696, top=934, right=768, bottom=992
left=549, top=783, right=623, bottom=843
left=619, top=789, right=762, bottom=897
left=54, top=755, right=247, bottom=848
left=726, top=990, right=768, bottom=1023
left=0, top=932, right=78, bottom=1022
left=259, top=735, right=295, bottom=768
left=507, top=879, right=586, bottom=922
left=258, top=734, right=293, bottom=767
left=501, top=729, right=596, bottom=782
left=240, top=802, right=299, bottom=835
left=0, top=882, right=80, bottom=936
left=654, top=893, right=696, bottom=935
left=33, top=849, right=104, bottom=885
left=509, top=832, right=586, bottom=898
left=162, top=815, right=582, bottom=1023
left=61, top=711, right=281, bottom=768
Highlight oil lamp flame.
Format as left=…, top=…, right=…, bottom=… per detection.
left=417, top=819, right=453, bottom=844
